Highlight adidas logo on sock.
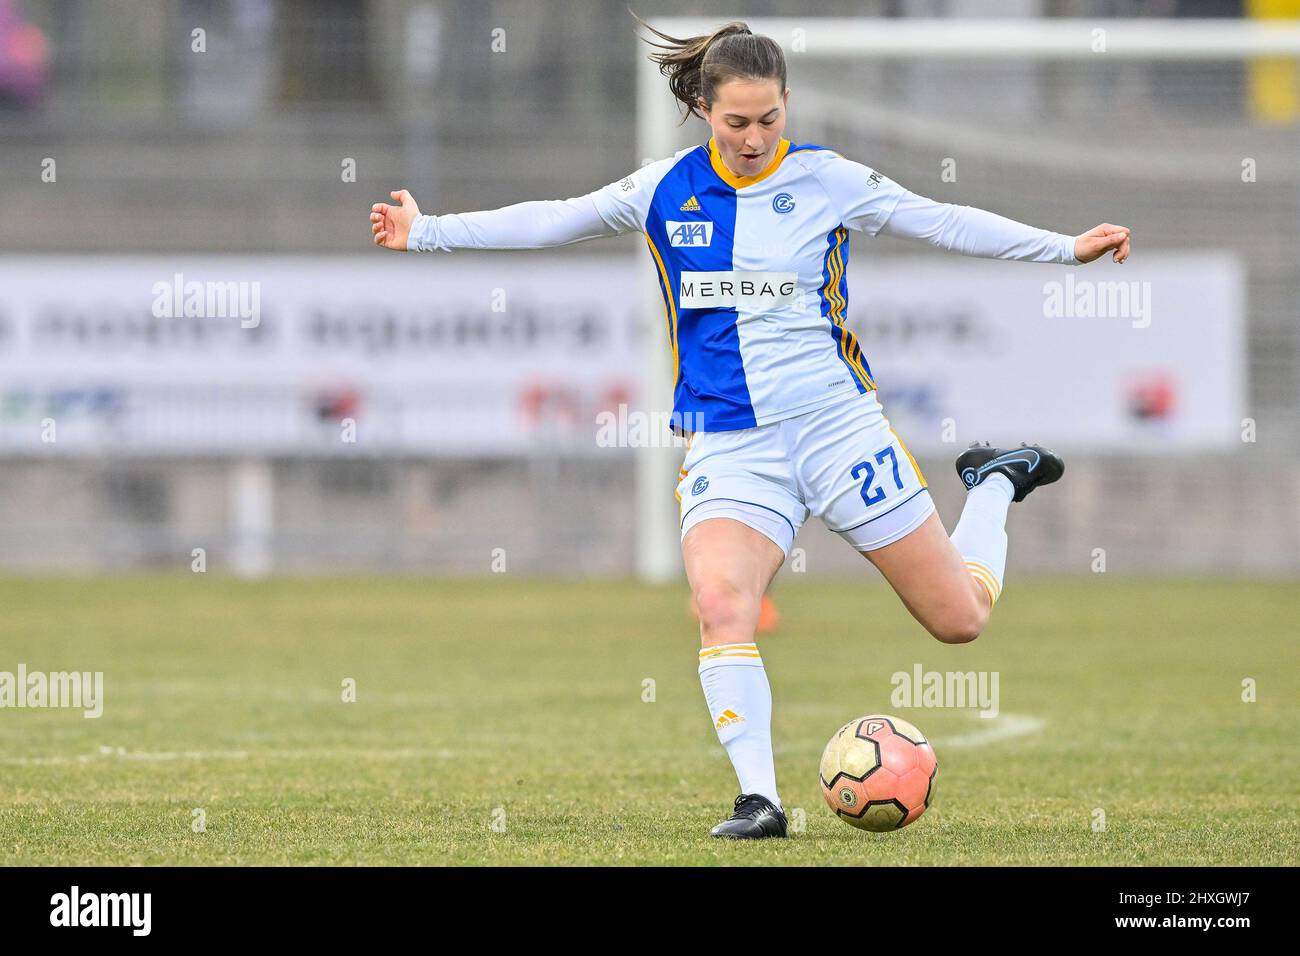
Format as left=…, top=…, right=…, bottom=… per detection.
left=715, top=708, right=746, bottom=729
left=679, top=195, right=701, bottom=212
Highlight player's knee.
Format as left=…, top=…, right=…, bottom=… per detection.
left=931, top=620, right=982, bottom=644
left=694, top=581, right=756, bottom=638
left=928, top=601, right=988, bottom=645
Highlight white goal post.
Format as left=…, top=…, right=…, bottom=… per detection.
left=633, top=17, right=1300, bottom=583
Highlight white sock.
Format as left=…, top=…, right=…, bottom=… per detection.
left=950, top=473, right=1013, bottom=606
left=698, top=643, right=779, bottom=808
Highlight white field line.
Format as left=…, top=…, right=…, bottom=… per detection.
left=0, top=746, right=459, bottom=765
left=763, top=712, right=1048, bottom=758
left=2, top=714, right=1045, bottom=766
left=935, top=712, right=1047, bottom=749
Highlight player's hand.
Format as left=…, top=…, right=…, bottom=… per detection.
left=1074, top=223, right=1131, bottom=264
left=370, top=189, right=421, bottom=251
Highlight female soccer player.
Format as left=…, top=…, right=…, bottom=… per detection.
left=370, top=20, right=1131, bottom=839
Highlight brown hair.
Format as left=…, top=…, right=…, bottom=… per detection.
left=631, top=14, right=787, bottom=124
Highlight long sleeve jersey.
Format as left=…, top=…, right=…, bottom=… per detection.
left=409, top=137, right=1079, bottom=431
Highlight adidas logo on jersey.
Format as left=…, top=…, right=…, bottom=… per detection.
left=679, top=195, right=701, bottom=212
left=715, top=709, right=746, bottom=729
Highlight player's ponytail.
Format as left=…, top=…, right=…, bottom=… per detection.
left=631, top=13, right=787, bottom=124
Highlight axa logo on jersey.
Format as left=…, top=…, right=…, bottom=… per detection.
left=678, top=271, right=798, bottom=310
left=666, top=220, right=713, bottom=247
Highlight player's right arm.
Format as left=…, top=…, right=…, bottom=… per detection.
left=370, top=190, right=615, bottom=251
left=370, top=157, right=675, bottom=252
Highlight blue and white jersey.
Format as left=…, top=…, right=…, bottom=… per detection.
left=592, top=138, right=907, bottom=432
left=408, top=136, right=1077, bottom=433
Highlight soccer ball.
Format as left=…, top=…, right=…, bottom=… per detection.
left=819, top=714, right=938, bottom=831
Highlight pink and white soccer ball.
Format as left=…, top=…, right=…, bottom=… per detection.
left=819, top=714, right=938, bottom=831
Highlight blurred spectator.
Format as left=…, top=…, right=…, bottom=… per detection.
left=0, top=0, right=49, bottom=110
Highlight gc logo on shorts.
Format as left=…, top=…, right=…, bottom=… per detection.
left=676, top=392, right=936, bottom=558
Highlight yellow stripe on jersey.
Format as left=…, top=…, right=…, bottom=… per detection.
left=644, top=233, right=680, bottom=392
left=823, top=228, right=876, bottom=391
left=833, top=243, right=875, bottom=389
left=830, top=239, right=873, bottom=388
left=889, top=425, right=928, bottom=488
left=823, top=230, right=853, bottom=384
left=826, top=231, right=868, bottom=390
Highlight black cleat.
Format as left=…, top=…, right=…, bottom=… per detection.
left=955, top=442, right=1064, bottom=503
left=709, top=793, right=788, bottom=839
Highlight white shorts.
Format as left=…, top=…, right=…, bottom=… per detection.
left=675, top=391, right=935, bottom=557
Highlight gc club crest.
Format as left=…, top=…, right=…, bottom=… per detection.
left=772, top=192, right=795, bottom=214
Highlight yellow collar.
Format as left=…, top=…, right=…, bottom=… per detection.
left=707, top=137, right=791, bottom=189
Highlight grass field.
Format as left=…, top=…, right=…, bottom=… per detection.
left=0, top=575, right=1295, bottom=866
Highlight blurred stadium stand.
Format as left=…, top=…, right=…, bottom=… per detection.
left=0, top=0, right=1296, bottom=576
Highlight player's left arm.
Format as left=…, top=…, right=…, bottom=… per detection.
left=808, top=153, right=1129, bottom=265
left=880, top=191, right=1131, bottom=265
left=1069, top=221, right=1132, bottom=264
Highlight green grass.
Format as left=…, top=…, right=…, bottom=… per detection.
left=0, top=575, right=1295, bottom=866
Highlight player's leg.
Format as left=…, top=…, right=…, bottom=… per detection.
left=794, top=393, right=967, bottom=639
left=676, top=426, right=805, bottom=839
left=793, top=392, right=1061, bottom=644
left=687, top=583, right=782, bottom=633
left=683, top=516, right=784, bottom=649
left=860, top=511, right=992, bottom=644
left=681, top=512, right=790, bottom=838
left=862, top=442, right=1064, bottom=643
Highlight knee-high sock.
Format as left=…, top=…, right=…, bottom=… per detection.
left=950, top=474, right=1014, bottom=606
left=698, top=643, right=779, bottom=807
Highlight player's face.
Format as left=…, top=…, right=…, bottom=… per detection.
left=700, top=78, right=789, bottom=178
